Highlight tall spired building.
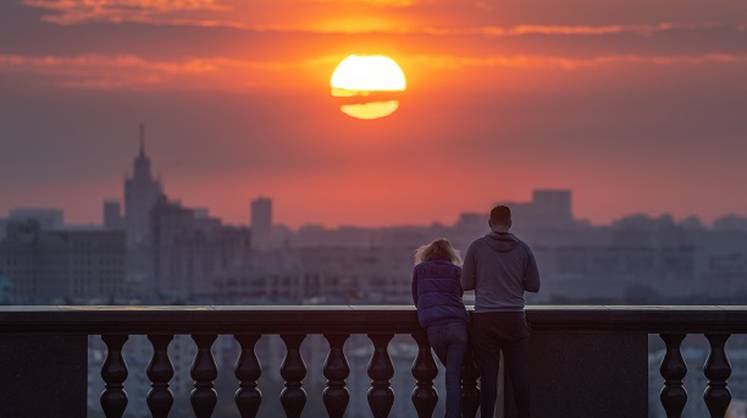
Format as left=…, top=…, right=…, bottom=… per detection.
left=124, top=124, right=163, bottom=245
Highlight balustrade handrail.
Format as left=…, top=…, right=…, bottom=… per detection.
left=0, top=305, right=745, bottom=334
left=0, top=304, right=743, bottom=418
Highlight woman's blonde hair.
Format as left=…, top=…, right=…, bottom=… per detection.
left=414, top=238, right=462, bottom=266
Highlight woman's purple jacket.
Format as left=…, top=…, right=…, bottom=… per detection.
left=411, top=259, right=470, bottom=327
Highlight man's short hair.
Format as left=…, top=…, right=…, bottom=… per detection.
left=490, top=205, right=512, bottom=227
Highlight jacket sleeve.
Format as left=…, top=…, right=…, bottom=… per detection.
left=456, top=266, right=464, bottom=297
left=411, top=269, right=419, bottom=306
left=523, top=245, right=541, bottom=293
left=461, top=242, right=477, bottom=291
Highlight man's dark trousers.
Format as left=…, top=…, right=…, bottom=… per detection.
left=472, top=311, right=531, bottom=418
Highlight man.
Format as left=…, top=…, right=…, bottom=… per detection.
left=461, top=205, right=540, bottom=418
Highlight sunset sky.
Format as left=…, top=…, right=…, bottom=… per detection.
left=1, top=0, right=747, bottom=227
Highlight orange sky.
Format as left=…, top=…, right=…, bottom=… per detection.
left=1, top=0, right=747, bottom=227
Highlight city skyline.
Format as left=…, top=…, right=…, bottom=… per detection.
left=1, top=126, right=747, bottom=230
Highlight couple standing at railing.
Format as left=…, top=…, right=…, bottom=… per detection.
left=412, top=205, right=541, bottom=418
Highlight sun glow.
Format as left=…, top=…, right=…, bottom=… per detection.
left=330, top=55, right=406, bottom=120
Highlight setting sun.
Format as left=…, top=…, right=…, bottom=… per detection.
left=330, top=54, right=407, bottom=120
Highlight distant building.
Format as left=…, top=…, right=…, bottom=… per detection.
left=0, top=274, right=11, bottom=304
left=193, top=208, right=210, bottom=219
left=454, top=212, right=486, bottom=235
left=124, top=124, right=163, bottom=245
left=495, top=189, right=575, bottom=228
left=0, top=220, right=126, bottom=304
left=151, top=196, right=252, bottom=301
left=713, top=214, right=747, bottom=232
left=206, top=246, right=412, bottom=304
left=251, top=197, right=272, bottom=249
left=448, top=189, right=591, bottom=250
left=8, top=207, right=64, bottom=230
left=611, top=213, right=694, bottom=247
left=532, top=189, right=573, bottom=220
left=103, top=200, right=124, bottom=230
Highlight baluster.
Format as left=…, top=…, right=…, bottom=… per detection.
left=461, top=348, right=480, bottom=418
left=411, top=331, right=438, bottom=418
left=280, top=334, right=307, bottom=418
left=191, top=334, right=218, bottom=418
left=704, top=333, right=732, bottom=418
left=147, top=334, right=174, bottom=418
left=100, top=334, right=129, bottom=418
left=235, top=334, right=262, bottom=418
left=367, top=333, right=395, bottom=418
left=659, top=333, right=687, bottom=418
left=323, top=334, right=350, bottom=418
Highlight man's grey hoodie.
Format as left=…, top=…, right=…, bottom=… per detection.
left=461, top=232, right=540, bottom=312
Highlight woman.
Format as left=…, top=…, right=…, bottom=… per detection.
left=411, top=238, right=469, bottom=418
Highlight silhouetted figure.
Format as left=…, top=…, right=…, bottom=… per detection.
left=411, top=239, right=469, bottom=418
left=462, top=206, right=540, bottom=418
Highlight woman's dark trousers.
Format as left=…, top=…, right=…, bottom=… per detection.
left=427, top=321, right=469, bottom=418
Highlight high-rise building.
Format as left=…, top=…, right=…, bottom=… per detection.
left=124, top=124, right=163, bottom=245
left=151, top=196, right=252, bottom=301
left=250, top=197, right=272, bottom=249
left=8, top=207, right=64, bottom=230
left=103, top=200, right=124, bottom=230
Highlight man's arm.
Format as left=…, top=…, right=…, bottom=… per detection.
left=411, top=270, right=419, bottom=306
left=461, top=242, right=477, bottom=291
left=523, top=245, right=541, bottom=293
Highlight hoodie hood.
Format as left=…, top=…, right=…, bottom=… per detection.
left=484, top=232, right=519, bottom=253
